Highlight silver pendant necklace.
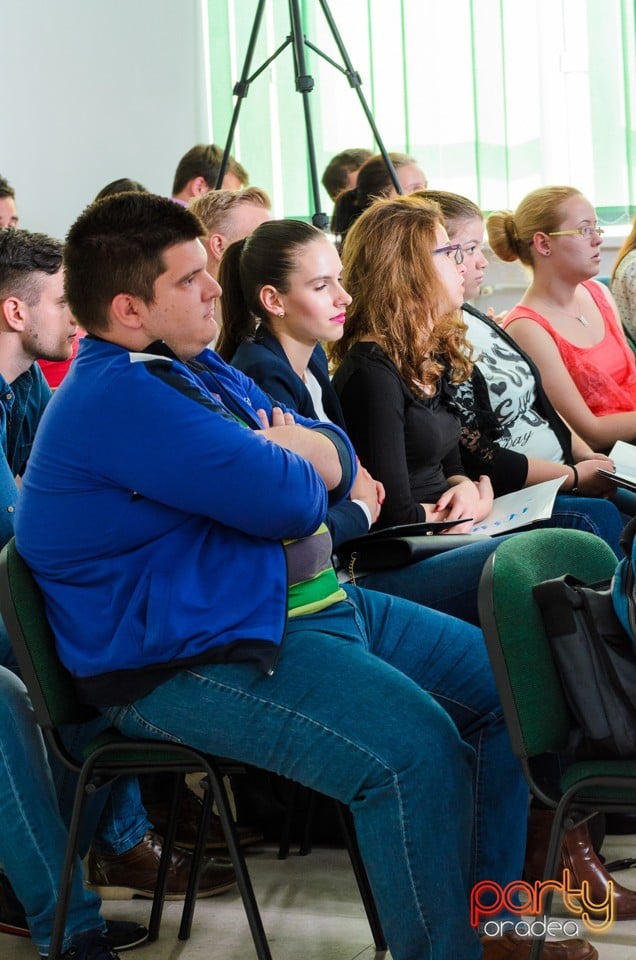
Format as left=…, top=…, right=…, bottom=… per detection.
left=533, top=295, right=589, bottom=328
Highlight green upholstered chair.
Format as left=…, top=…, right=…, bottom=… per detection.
left=0, top=538, right=271, bottom=960
left=0, top=538, right=385, bottom=959
left=478, top=528, right=636, bottom=959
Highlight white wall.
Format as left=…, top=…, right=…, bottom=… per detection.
left=2, top=0, right=209, bottom=239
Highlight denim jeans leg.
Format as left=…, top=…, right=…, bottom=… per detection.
left=357, top=535, right=508, bottom=625
left=536, top=493, right=625, bottom=558
left=103, top=593, right=525, bottom=960
left=54, top=717, right=151, bottom=858
left=345, top=585, right=529, bottom=893
left=91, top=776, right=150, bottom=856
left=0, top=610, right=149, bottom=857
left=0, top=667, right=104, bottom=954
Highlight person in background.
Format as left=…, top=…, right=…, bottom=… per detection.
left=488, top=186, right=636, bottom=451
left=611, top=210, right=636, bottom=341
left=0, top=176, right=18, bottom=229
left=171, top=144, right=248, bottom=204
left=94, top=178, right=149, bottom=201
left=189, top=186, right=272, bottom=281
left=330, top=151, right=427, bottom=246
left=321, top=147, right=372, bottom=201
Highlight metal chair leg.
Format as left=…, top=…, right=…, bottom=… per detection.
left=336, top=802, right=387, bottom=951
left=148, top=773, right=184, bottom=941
left=210, top=766, right=273, bottom=960
left=178, top=774, right=215, bottom=940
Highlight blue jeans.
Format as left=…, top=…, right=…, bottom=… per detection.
left=105, top=587, right=528, bottom=960
left=0, top=616, right=150, bottom=858
left=539, top=493, right=625, bottom=558
left=357, top=494, right=624, bottom=626
left=0, top=667, right=105, bottom=954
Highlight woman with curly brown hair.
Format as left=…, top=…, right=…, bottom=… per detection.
left=330, top=192, right=494, bottom=529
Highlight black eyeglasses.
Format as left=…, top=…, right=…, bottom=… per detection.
left=433, top=243, right=464, bottom=264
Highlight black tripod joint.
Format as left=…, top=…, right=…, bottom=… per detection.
left=233, top=80, right=251, bottom=99
left=345, top=70, right=362, bottom=90
left=296, top=73, right=314, bottom=94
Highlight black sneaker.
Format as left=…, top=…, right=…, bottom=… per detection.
left=61, top=929, right=120, bottom=960
left=0, top=871, right=147, bottom=951
left=102, top=921, right=148, bottom=952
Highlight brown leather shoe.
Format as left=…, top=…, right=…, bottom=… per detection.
left=145, top=787, right=263, bottom=851
left=87, top=831, right=236, bottom=900
left=481, top=931, right=598, bottom=959
left=525, top=808, right=636, bottom=920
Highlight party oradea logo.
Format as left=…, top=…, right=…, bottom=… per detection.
left=471, top=869, right=614, bottom=937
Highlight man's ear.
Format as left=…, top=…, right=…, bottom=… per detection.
left=259, top=285, right=284, bottom=318
left=207, top=232, right=226, bottom=264
left=191, top=176, right=211, bottom=198
left=0, top=295, right=28, bottom=332
left=110, top=293, right=145, bottom=330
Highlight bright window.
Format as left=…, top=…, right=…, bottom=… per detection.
left=207, top=0, right=636, bottom=223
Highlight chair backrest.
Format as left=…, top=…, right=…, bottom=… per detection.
left=478, top=528, right=618, bottom=762
left=0, top=538, right=96, bottom=730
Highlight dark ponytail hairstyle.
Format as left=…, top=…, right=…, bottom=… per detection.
left=330, top=152, right=419, bottom=245
left=216, top=219, right=324, bottom=361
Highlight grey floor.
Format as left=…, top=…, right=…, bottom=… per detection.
left=4, top=836, right=636, bottom=960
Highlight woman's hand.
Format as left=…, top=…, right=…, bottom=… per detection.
left=350, top=463, right=385, bottom=524
left=429, top=477, right=482, bottom=533
left=472, top=475, right=494, bottom=521
left=573, top=458, right=617, bottom=497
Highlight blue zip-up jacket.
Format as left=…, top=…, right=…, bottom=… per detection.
left=15, top=337, right=355, bottom=706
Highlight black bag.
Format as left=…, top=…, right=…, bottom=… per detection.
left=336, top=520, right=490, bottom=577
left=533, top=574, right=636, bottom=759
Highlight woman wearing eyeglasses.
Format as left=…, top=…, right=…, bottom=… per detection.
left=421, top=189, right=618, bottom=500
left=330, top=193, right=495, bottom=530
left=488, top=186, right=636, bottom=451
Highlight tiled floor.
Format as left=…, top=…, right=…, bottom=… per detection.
left=4, top=836, right=636, bottom=960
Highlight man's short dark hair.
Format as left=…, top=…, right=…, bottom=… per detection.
left=0, top=176, right=15, bottom=201
left=64, top=193, right=205, bottom=334
left=321, top=148, right=373, bottom=201
left=172, top=144, right=249, bottom=195
left=0, top=229, right=63, bottom=306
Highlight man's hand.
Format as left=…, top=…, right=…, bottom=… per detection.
left=255, top=406, right=295, bottom=429
left=255, top=407, right=343, bottom=491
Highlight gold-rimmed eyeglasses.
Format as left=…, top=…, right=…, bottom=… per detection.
left=548, top=225, right=605, bottom=239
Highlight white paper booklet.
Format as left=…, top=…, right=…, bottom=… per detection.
left=471, top=476, right=566, bottom=536
left=597, top=441, right=636, bottom=491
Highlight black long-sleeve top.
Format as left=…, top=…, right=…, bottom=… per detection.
left=332, top=341, right=465, bottom=528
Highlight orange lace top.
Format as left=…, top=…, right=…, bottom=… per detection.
left=502, top=281, right=636, bottom=416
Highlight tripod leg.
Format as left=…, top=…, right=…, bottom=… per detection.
left=216, top=0, right=267, bottom=187
left=287, top=0, right=329, bottom=229
left=317, top=0, right=401, bottom=194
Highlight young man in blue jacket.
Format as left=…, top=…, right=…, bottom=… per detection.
left=0, top=228, right=233, bottom=960
left=15, top=193, right=594, bottom=960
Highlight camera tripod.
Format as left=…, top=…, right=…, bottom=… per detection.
left=215, top=0, right=399, bottom=229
